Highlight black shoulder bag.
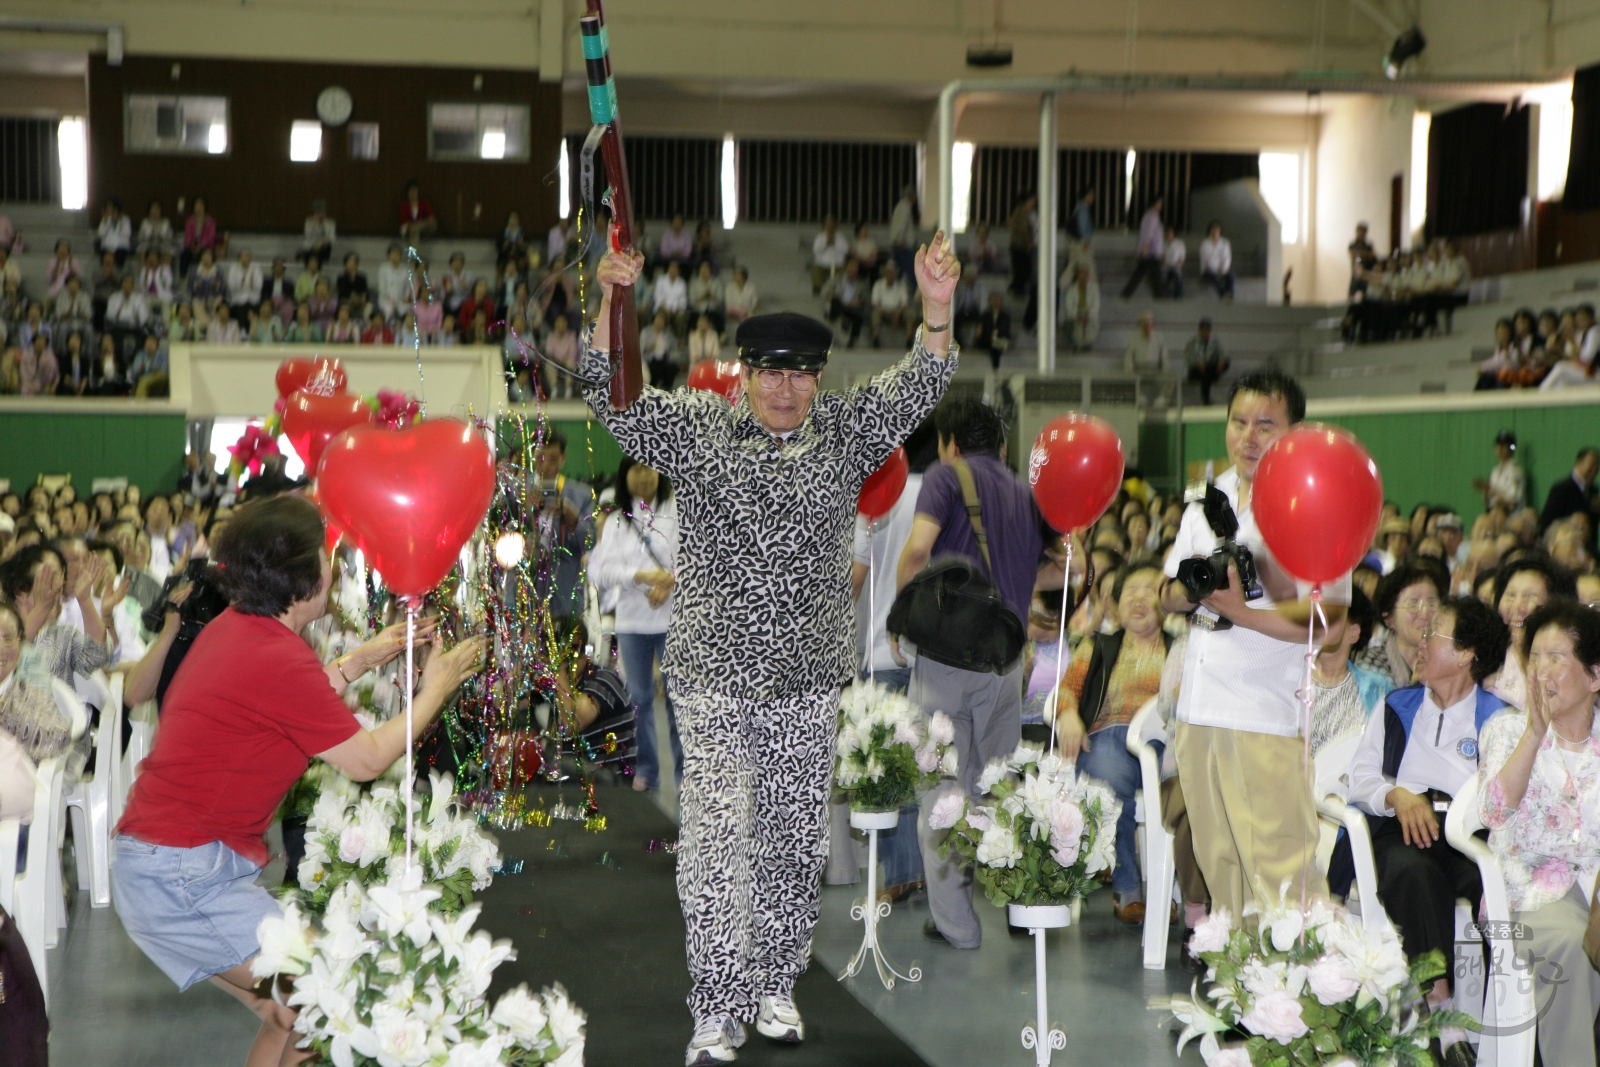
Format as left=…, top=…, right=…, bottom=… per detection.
left=887, top=459, right=1026, bottom=675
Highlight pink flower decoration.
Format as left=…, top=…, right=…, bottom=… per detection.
left=376, top=389, right=421, bottom=430
left=227, top=424, right=281, bottom=476
left=1240, top=989, right=1309, bottom=1045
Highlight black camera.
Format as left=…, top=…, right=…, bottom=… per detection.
left=141, top=557, right=229, bottom=633
left=1175, top=483, right=1263, bottom=603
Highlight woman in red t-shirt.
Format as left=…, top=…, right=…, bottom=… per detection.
left=111, top=496, right=483, bottom=1067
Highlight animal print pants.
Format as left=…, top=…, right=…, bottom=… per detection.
left=669, top=680, right=839, bottom=1023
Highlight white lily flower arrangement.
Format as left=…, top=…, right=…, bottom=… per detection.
left=832, top=683, right=957, bottom=812
left=1148, top=881, right=1476, bottom=1067
left=255, top=868, right=585, bottom=1067
left=298, top=771, right=502, bottom=918
left=929, top=742, right=1120, bottom=907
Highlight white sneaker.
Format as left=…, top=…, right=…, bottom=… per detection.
left=756, top=994, right=805, bottom=1043
left=685, top=1014, right=746, bottom=1066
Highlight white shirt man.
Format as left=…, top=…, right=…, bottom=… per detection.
left=226, top=254, right=263, bottom=307
left=652, top=270, right=688, bottom=314
left=812, top=228, right=851, bottom=271
left=105, top=285, right=150, bottom=329
left=1162, top=236, right=1187, bottom=273
left=1123, top=315, right=1169, bottom=374
left=1199, top=233, right=1232, bottom=278
left=871, top=273, right=910, bottom=315
left=1160, top=378, right=1352, bottom=915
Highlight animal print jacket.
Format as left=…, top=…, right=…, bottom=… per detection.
left=580, top=325, right=956, bottom=700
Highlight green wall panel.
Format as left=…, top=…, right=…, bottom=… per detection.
left=497, top=416, right=623, bottom=486
left=0, top=412, right=187, bottom=498
left=1167, top=403, right=1600, bottom=523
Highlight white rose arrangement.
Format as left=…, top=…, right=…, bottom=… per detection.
left=833, top=683, right=957, bottom=812
left=257, top=771, right=585, bottom=1066
left=1150, top=883, right=1476, bottom=1067
left=297, top=771, right=502, bottom=919
left=929, top=741, right=1119, bottom=907
left=255, top=869, right=584, bottom=1067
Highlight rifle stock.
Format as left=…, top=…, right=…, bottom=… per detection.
left=581, top=1, right=644, bottom=409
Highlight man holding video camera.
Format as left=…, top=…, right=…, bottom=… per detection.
left=1158, top=371, right=1348, bottom=916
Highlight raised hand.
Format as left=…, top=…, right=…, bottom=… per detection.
left=914, top=230, right=961, bottom=311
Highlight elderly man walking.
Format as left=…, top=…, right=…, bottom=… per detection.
left=583, top=233, right=961, bottom=1066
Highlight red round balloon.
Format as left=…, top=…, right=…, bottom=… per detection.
left=686, top=359, right=744, bottom=403
left=859, top=447, right=908, bottom=521
left=275, top=357, right=347, bottom=399
left=1028, top=413, right=1125, bottom=532
left=281, top=389, right=377, bottom=474
left=316, top=419, right=497, bottom=597
left=1252, top=424, right=1383, bottom=586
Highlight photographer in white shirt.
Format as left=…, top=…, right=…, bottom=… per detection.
left=1158, top=371, right=1350, bottom=915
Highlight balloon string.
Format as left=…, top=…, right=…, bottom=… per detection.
left=867, top=522, right=876, bottom=688
left=404, top=599, right=417, bottom=872
left=1048, top=538, right=1073, bottom=756
left=1297, top=586, right=1325, bottom=918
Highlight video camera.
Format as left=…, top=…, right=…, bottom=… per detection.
left=1174, top=482, right=1263, bottom=604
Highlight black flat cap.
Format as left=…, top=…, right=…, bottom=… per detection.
left=736, top=312, right=832, bottom=371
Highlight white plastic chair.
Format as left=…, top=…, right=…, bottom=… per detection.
left=1445, top=773, right=1535, bottom=1067
left=120, top=697, right=158, bottom=808
left=1126, top=698, right=1176, bottom=969
left=63, top=671, right=121, bottom=908
left=1310, top=734, right=1390, bottom=935
left=46, top=679, right=88, bottom=943
left=10, top=753, right=67, bottom=1006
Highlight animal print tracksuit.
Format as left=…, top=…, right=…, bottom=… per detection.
left=580, top=326, right=956, bottom=1022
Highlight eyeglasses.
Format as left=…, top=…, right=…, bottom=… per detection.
left=1398, top=597, right=1440, bottom=615
left=754, top=369, right=819, bottom=394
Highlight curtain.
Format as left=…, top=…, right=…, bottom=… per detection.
left=1565, top=63, right=1600, bottom=212
left=1426, top=102, right=1529, bottom=239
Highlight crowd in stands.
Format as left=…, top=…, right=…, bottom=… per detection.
left=1342, top=224, right=1474, bottom=346
left=0, top=185, right=613, bottom=401
left=1476, top=301, right=1599, bottom=391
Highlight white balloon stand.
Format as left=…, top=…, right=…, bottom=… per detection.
left=1010, top=903, right=1071, bottom=1066
left=838, top=808, right=922, bottom=990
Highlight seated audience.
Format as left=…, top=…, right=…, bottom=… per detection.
left=46, top=239, right=81, bottom=299
left=688, top=262, right=724, bottom=334
left=137, top=199, right=173, bottom=256
left=1183, top=318, right=1229, bottom=406
left=301, top=200, right=335, bottom=264
left=723, top=267, right=757, bottom=332
left=1487, top=555, right=1578, bottom=709
left=1122, top=310, right=1169, bottom=375
left=1359, top=560, right=1447, bottom=688
left=376, top=244, right=413, bottom=321
left=658, top=214, right=693, bottom=265
left=811, top=215, right=851, bottom=295
left=398, top=180, right=437, bottom=243
left=179, top=196, right=217, bottom=277
left=335, top=252, right=369, bottom=306
left=96, top=199, right=133, bottom=266
left=1160, top=226, right=1186, bottom=299
left=970, top=291, right=1011, bottom=370
left=293, top=255, right=324, bottom=304
left=187, top=247, right=226, bottom=309
left=851, top=222, right=879, bottom=272
left=225, top=249, right=261, bottom=321
left=641, top=310, right=680, bottom=390
left=1309, top=585, right=1392, bottom=752
left=652, top=261, right=688, bottom=336
left=1478, top=601, right=1600, bottom=1067
left=870, top=261, right=913, bottom=349
left=823, top=258, right=868, bottom=347
left=1344, top=596, right=1510, bottom=1063
left=1060, top=265, right=1099, bottom=353
left=1051, top=564, right=1170, bottom=923
left=687, top=314, right=720, bottom=364
left=1197, top=221, right=1234, bottom=301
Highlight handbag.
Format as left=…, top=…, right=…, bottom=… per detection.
left=886, top=459, right=1026, bottom=675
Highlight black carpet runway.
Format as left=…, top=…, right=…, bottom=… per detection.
left=478, top=786, right=930, bottom=1067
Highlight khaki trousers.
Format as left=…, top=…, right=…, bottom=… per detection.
left=1174, top=721, right=1324, bottom=916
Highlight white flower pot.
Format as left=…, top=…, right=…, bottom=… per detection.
left=1009, top=903, right=1072, bottom=929
left=849, top=808, right=900, bottom=831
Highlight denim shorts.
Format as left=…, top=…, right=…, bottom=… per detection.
left=110, top=835, right=278, bottom=991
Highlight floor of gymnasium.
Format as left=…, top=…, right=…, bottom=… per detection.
left=46, top=697, right=1206, bottom=1066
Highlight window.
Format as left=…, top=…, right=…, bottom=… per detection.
left=290, top=121, right=322, bottom=163
left=1258, top=152, right=1302, bottom=244
left=124, top=93, right=229, bottom=155
left=428, top=102, right=529, bottom=161
left=348, top=123, right=380, bottom=160
left=58, top=118, right=87, bottom=209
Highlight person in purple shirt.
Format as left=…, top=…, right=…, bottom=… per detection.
left=895, top=393, right=1063, bottom=948
left=658, top=213, right=694, bottom=265
left=1121, top=196, right=1166, bottom=301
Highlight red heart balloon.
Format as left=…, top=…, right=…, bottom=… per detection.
left=282, top=390, right=377, bottom=474
left=687, top=359, right=744, bottom=403
left=859, top=447, right=908, bottom=521
left=1027, top=413, right=1124, bottom=533
left=1253, top=424, right=1384, bottom=586
left=317, top=420, right=497, bottom=598
left=275, top=357, right=347, bottom=399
